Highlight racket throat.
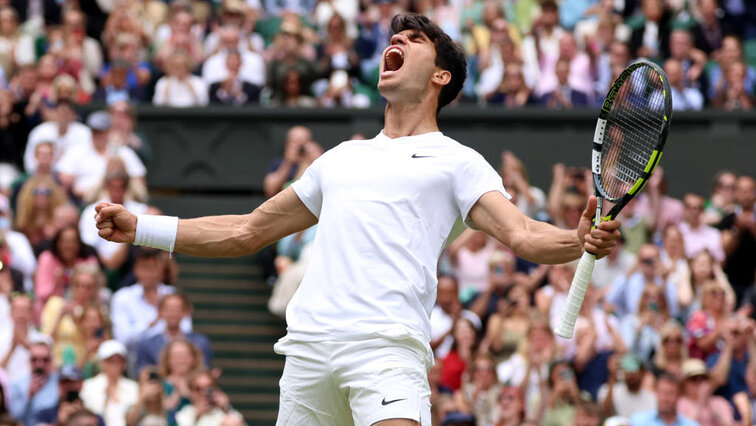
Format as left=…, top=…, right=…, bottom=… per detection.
left=593, top=197, right=603, bottom=228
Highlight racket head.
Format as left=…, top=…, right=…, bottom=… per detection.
left=591, top=59, right=672, bottom=221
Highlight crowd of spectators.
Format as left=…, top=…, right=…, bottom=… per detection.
left=0, top=104, right=241, bottom=423
left=262, top=125, right=756, bottom=426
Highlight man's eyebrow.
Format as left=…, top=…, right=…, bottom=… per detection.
left=407, top=31, right=429, bottom=42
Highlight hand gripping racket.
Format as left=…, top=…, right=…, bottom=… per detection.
left=554, top=59, right=673, bottom=339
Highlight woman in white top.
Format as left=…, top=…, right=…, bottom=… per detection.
left=0, top=7, right=34, bottom=77
left=153, top=51, right=208, bottom=107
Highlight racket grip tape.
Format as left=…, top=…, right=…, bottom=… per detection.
left=554, top=251, right=597, bottom=339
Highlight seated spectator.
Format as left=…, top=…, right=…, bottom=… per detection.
left=703, top=171, right=737, bottom=227
left=486, top=63, right=539, bottom=107
left=62, top=408, right=99, bottom=426
left=93, top=59, right=146, bottom=106
left=677, top=358, right=735, bottom=426
left=664, top=59, right=704, bottom=111
left=651, top=320, right=689, bottom=379
left=452, top=353, right=501, bottom=425
left=482, top=280, right=530, bottom=359
left=266, top=22, right=319, bottom=105
left=681, top=250, right=733, bottom=316
left=629, top=0, right=672, bottom=59
left=668, top=30, right=707, bottom=93
left=429, top=275, right=481, bottom=359
left=718, top=175, right=756, bottom=304
left=152, top=8, right=203, bottom=71
left=680, top=194, right=725, bottom=262
left=8, top=338, right=59, bottom=426
left=56, top=111, right=147, bottom=203
left=135, top=293, right=212, bottom=375
left=208, top=50, right=262, bottom=105
left=706, top=35, right=755, bottom=103
left=153, top=51, right=208, bottom=107
left=607, top=244, right=678, bottom=318
left=316, top=70, right=371, bottom=108
left=101, top=6, right=152, bottom=62
left=159, top=340, right=206, bottom=422
left=541, top=360, right=580, bottom=426
left=492, top=385, right=525, bottom=426
left=620, top=284, right=671, bottom=361
left=263, top=125, right=314, bottom=198
left=39, top=264, right=106, bottom=368
left=1, top=294, right=45, bottom=383
left=691, top=0, right=727, bottom=55
left=447, top=229, right=495, bottom=304
left=58, top=10, right=103, bottom=95
left=712, top=61, right=753, bottom=111
left=108, top=101, right=152, bottom=168
left=540, top=57, right=590, bottom=109
left=80, top=340, right=138, bottom=426
left=77, top=305, right=110, bottom=379
left=202, top=26, right=265, bottom=89
left=0, top=204, right=36, bottom=292
left=9, top=142, right=56, bottom=213
left=97, top=33, right=152, bottom=104
left=686, top=280, right=731, bottom=360
left=34, top=226, right=99, bottom=318
left=23, top=101, right=92, bottom=174
left=0, top=7, right=35, bottom=79
left=24, top=55, right=59, bottom=120
left=125, top=367, right=167, bottom=426
left=598, top=354, right=656, bottom=419
left=706, top=316, right=752, bottom=407
left=175, top=370, right=241, bottom=426
left=35, top=365, right=86, bottom=425
left=203, top=0, right=260, bottom=55
left=439, top=317, right=481, bottom=392
left=630, top=373, right=697, bottom=426
left=0, top=88, right=29, bottom=171
left=111, top=248, right=191, bottom=347
left=13, top=176, right=66, bottom=254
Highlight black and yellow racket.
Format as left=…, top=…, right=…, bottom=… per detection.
left=554, top=59, right=673, bottom=339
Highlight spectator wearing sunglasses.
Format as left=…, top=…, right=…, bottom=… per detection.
left=677, top=358, right=734, bottom=426
left=8, top=337, right=59, bottom=426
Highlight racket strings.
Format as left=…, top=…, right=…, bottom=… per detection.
left=601, top=65, right=666, bottom=199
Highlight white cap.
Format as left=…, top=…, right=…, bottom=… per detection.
left=97, top=340, right=127, bottom=361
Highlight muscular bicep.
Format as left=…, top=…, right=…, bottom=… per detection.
left=175, top=186, right=317, bottom=257
left=467, top=191, right=529, bottom=249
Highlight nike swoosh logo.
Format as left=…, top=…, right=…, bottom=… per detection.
left=381, top=397, right=406, bottom=406
left=411, top=154, right=433, bottom=158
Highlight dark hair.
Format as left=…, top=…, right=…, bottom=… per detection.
left=52, top=225, right=96, bottom=261
left=64, top=409, right=98, bottom=426
left=541, top=0, right=559, bottom=11
left=134, top=247, right=163, bottom=264
left=390, top=14, right=467, bottom=113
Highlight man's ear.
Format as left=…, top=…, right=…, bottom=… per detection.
left=432, top=69, right=452, bottom=87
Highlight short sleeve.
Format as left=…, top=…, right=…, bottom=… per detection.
left=452, top=151, right=510, bottom=228
left=290, top=154, right=327, bottom=218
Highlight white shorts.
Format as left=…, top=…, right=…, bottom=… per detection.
left=273, top=336, right=432, bottom=426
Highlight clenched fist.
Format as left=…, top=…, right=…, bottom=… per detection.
left=95, top=202, right=138, bottom=244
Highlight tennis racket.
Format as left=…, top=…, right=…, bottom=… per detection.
left=554, top=59, right=673, bottom=339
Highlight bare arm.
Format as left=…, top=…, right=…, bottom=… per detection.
left=96, top=187, right=318, bottom=258
left=263, top=159, right=296, bottom=198
left=468, top=192, right=621, bottom=264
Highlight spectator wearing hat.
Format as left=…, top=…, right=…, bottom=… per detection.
left=598, top=354, right=656, bottom=419
left=8, top=337, right=59, bottom=426
left=56, top=110, right=146, bottom=202
left=630, top=373, right=697, bottom=426
left=35, top=365, right=88, bottom=424
left=80, top=340, right=138, bottom=426
left=677, top=358, right=734, bottom=426
left=23, top=101, right=92, bottom=175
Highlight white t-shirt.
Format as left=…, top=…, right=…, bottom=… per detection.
left=288, top=131, right=508, bottom=359
left=56, top=144, right=146, bottom=195
left=24, top=121, right=92, bottom=173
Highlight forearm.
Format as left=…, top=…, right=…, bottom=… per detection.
left=263, top=162, right=294, bottom=197
left=508, top=219, right=583, bottom=264
left=709, top=347, right=732, bottom=387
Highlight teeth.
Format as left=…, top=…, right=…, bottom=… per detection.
left=387, top=47, right=403, bottom=58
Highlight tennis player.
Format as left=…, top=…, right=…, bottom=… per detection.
left=95, top=14, right=621, bottom=426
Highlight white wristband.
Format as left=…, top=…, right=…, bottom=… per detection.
left=134, top=215, right=179, bottom=253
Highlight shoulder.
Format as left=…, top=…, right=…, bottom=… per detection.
left=112, top=285, right=137, bottom=303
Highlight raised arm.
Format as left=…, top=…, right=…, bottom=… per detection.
left=468, top=191, right=620, bottom=264
left=95, top=186, right=318, bottom=258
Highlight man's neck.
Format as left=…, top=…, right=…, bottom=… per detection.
left=165, top=327, right=183, bottom=339
left=383, top=100, right=439, bottom=139
left=659, top=411, right=677, bottom=425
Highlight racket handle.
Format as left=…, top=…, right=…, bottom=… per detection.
left=554, top=251, right=597, bottom=339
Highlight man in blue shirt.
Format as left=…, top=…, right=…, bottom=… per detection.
left=630, top=373, right=699, bottom=426
left=8, top=338, right=59, bottom=426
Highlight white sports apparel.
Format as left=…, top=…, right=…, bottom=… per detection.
left=275, top=336, right=431, bottom=426
left=288, top=131, right=509, bottom=359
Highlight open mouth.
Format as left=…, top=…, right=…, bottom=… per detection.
left=384, top=46, right=404, bottom=72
